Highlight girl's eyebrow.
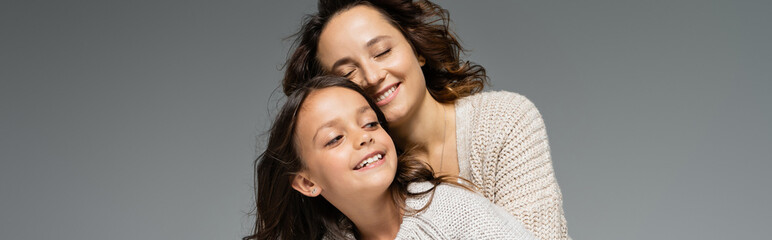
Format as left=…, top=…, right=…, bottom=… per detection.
left=313, top=120, right=339, bottom=142
left=356, top=105, right=371, bottom=114
left=312, top=105, right=372, bottom=142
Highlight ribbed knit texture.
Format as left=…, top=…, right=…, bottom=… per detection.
left=395, top=182, right=537, bottom=240
left=455, top=91, right=568, bottom=240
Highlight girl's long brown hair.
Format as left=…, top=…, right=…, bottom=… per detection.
left=282, top=0, right=488, bottom=103
left=244, top=75, right=470, bottom=240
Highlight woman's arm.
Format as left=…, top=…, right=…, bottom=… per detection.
left=462, top=91, right=568, bottom=240
left=491, top=93, right=568, bottom=240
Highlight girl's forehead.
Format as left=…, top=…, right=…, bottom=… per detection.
left=298, top=87, right=372, bottom=123
left=305, top=87, right=366, bottom=109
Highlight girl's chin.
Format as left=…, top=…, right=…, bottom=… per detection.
left=359, top=169, right=397, bottom=191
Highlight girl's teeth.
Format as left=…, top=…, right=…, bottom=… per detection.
left=358, top=154, right=383, bottom=169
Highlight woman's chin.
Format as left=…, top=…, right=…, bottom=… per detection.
left=382, top=107, right=409, bottom=127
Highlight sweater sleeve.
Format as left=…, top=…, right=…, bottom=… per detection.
left=468, top=92, right=568, bottom=240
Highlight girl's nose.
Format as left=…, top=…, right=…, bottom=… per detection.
left=358, top=133, right=374, bottom=147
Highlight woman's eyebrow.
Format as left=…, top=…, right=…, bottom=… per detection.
left=330, top=36, right=392, bottom=70
left=331, top=58, right=353, bottom=71
left=366, top=35, right=391, bottom=47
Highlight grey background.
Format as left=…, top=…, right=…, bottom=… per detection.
left=2, top=0, right=770, bottom=239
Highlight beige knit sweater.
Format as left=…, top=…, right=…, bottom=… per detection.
left=455, top=91, right=568, bottom=240
left=322, top=181, right=539, bottom=240
left=396, top=182, right=537, bottom=240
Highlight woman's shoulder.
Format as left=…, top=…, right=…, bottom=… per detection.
left=456, top=90, right=545, bottom=140
left=457, top=90, right=539, bottom=116
left=454, top=91, right=548, bottom=178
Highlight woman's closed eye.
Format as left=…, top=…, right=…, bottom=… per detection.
left=343, top=69, right=355, bottom=78
left=340, top=49, right=390, bottom=78
left=374, top=48, right=391, bottom=58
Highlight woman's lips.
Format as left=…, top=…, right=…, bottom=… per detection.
left=374, top=83, right=400, bottom=106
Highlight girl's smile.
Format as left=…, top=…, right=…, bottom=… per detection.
left=354, top=151, right=386, bottom=171
left=293, top=86, right=398, bottom=205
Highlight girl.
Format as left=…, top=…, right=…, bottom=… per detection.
left=245, top=76, right=536, bottom=240
left=281, top=1, right=568, bottom=239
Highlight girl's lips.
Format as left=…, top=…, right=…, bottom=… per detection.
left=354, top=151, right=386, bottom=171
left=355, top=155, right=385, bottom=171
left=374, top=83, right=400, bottom=107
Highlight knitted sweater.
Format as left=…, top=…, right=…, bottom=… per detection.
left=455, top=91, right=568, bottom=240
left=395, top=182, right=537, bottom=240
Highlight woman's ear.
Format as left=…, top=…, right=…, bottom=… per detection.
left=291, top=172, right=322, bottom=197
left=418, top=55, right=426, bottom=66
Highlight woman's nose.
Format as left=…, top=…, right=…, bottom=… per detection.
left=361, top=61, right=385, bottom=87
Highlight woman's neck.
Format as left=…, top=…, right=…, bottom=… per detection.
left=391, top=90, right=458, bottom=175
left=337, top=190, right=402, bottom=240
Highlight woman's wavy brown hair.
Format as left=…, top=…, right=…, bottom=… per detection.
left=244, top=75, right=471, bottom=240
left=282, top=0, right=488, bottom=103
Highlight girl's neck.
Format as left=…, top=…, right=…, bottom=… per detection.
left=339, top=190, right=402, bottom=240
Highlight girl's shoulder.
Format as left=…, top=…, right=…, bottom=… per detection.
left=399, top=182, right=537, bottom=240
left=404, top=182, right=485, bottom=212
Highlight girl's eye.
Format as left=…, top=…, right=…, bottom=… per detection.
left=375, top=49, right=391, bottom=58
left=364, top=121, right=379, bottom=129
left=325, top=135, right=343, bottom=147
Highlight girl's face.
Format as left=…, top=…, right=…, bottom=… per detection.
left=293, top=87, right=398, bottom=204
left=316, top=5, right=429, bottom=126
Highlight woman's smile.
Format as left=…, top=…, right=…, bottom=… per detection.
left=374, top=83, right=400, bottom=106
left=317, top=5, right=429, bottom=125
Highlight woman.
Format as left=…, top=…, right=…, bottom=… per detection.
left=245, top=75, right=536, bottom=240
left=282, top=1, right=568, bottom=239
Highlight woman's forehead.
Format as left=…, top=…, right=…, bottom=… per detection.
left=317, top=5, right=403, bottom=63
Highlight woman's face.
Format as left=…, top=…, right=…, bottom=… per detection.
left=294, top=87, right=398, bottom=204
left=316, top=5, right=428, bottom=126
